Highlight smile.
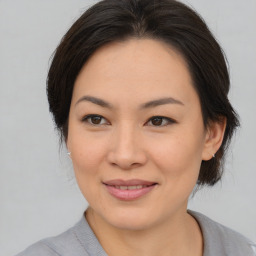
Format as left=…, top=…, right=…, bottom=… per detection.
left=103, top=179, right=157, bottom=201
left=113, top=185, right=149, bottom=190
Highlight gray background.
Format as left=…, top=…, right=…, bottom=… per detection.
left=0, top=0, right=255, bottom=255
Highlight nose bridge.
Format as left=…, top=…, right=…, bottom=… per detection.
left=107, top=121, right=147, bottom=169
left=117, top=122, right=136, bottom=148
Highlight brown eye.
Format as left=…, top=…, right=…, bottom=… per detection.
left=151, top=117, right=163, bottom=126
left=147, top=116, right=175, bottom=127
left=91, top=116, right=102, bottom=124
left=82, top=115, right=108, bottom=125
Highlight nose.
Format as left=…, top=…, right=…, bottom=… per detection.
left=106, top=124, right=147, bottom=170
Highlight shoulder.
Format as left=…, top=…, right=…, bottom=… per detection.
left=15, top=216, right=102, bottom=256
left=15, top=241, right=60, bottom=256
left=188, top=210, right=256, bottom=256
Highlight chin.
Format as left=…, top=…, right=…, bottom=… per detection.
left=99, top=206, right=161, bottom=231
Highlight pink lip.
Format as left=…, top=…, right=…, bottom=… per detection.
left=103, top=179, right=156, bottom=186
left=103, top=179, right=157, bottom=201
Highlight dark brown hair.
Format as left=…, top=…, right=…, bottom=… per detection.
left=47, top=0, right=239, bottom=186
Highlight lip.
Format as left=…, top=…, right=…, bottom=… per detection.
left=103, top=179, right=156, bottom=186
left=103, top=179, right=157, bottom=201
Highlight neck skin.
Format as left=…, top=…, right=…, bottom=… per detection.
left=85, top=206, right=203, bottom=256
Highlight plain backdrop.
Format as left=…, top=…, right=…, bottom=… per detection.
left=1, top=0, right=256, bottom=255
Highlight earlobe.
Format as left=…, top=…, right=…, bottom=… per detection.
left=66, top=139, right=72, bottom=158
left=202, top=117, right=227, bottom=161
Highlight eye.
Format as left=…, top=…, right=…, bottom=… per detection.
left=147, top=116, right=175, bottom=127
left=82, top=114, right=109, bottom=125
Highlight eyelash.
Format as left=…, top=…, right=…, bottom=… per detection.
left=82, top=114, right=176, bottom=127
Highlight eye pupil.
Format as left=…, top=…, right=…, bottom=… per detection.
left=152, top=117, right=163, bottom=126
left=91, top=116, right=102, bottom=124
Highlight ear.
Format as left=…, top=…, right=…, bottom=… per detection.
left=202, top=117, right=227, bottom=161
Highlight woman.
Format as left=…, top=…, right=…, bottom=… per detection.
left=17, top=0, right=256, bottom=255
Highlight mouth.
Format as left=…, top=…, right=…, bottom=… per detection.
left=110, top=184, right=152, bottom=190
left=103, top=179, right=158, bottom=201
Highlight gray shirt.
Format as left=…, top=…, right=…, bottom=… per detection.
left=16, top=210, right=256, bottom=256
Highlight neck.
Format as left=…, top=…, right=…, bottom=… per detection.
left=85, top=207, right=203, bottom=256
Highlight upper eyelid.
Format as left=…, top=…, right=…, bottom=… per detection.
left=82, top=114, right=105, bottom=119
left=147, top=116, right=175, bottom=122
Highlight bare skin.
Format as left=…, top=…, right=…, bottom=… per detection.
left=86, top=206, right=203, bottom=256
left=67, top=39, right=226, bottom=256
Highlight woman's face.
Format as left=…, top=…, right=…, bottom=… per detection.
left=67, top=39, right=213, bottom=230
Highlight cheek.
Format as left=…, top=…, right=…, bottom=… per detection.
left=69, top=135, right=108, bottom=202
left=71, top=138, right=106, bottom=172
left=67, top=128, right=109, bottom=182
left=149, top=132, right=204, bottom=179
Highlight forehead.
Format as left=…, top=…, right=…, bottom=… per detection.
left=73, top=38, right=198, bottom=107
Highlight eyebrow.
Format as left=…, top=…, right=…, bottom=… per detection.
left=75, top=95, right=113, bottom=108
left=140, top=97, right=184, bottom=109
left=75, top=95, right=184, bottom=109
